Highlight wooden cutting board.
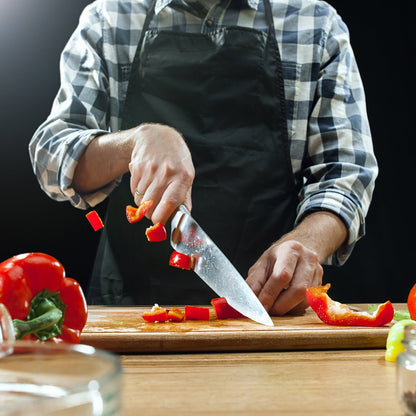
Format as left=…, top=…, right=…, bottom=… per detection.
left=80, top=304, right=400, bottom=353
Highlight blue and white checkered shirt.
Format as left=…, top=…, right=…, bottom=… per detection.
left=29, top=0, right=378, bottom=265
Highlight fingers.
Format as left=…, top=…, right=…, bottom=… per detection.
left=246, top=257, right=271, bottom=296
left=247, top=240, right=323, bottom=316
left=269, top=262, right=322, bottom=316
left=256, top=245, right=299, bottom=311
left=131, top=170, right=193, bottom=225
left=270, top=245, right=322, bottom=316
left=129, top=124, right=195, bottom=224
left=151, top=180, right=193, bottom=225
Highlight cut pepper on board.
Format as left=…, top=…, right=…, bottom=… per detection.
left=169, top=251, right=192, bottom=270
left=146, top=222, right=167, bottom=242
left=142, top=304, right=168, bottom=323
left=0, top=253, right=88, bottom=343
left=126, top=200, right=153, bottom=224
left=369, top=304, right=411, bottom=322
left=211, top=297, right=245, bottom=319
left=86, top=210, right=104, bottom=231
left=185, top=305, right=210, bottom=321
left=167, top=307, right=185, bottom=322
left=306, top=283, right=394, bottom=327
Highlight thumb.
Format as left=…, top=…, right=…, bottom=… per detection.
left=183, top=186, right=193, bottom=213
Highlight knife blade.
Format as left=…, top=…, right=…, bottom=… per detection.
left=170, top=204, right=274, bottom=326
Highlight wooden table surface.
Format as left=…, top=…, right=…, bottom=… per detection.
left=81, top=305, right=407, bottom=415
left=120, top=349, right=404, bottom=416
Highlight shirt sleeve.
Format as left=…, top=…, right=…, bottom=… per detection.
left=28, top=3, right=120, bottom=210
left=295, top=9, right=378, bottom=266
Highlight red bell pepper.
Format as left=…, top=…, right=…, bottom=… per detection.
left=142, top=304, right=168, bottom=322
left=146, top=222, right=167, bottom=242
left=211, top=297, right=246, bottom=319
left=126, top=200, right=153, bottom=224
left=185, top=305, right=210, bottom=321
left=169, top=251, right=192, bottom=270
left=167, top=307, right=185, bottom=322
left=408, top=283, right=416, bottom=320
left=306, top=283, right=394, bottom=327
left=0, top=253, right=88, bottom=343
left=85, top=210, right=104, bottom=231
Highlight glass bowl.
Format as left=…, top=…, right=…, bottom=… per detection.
left=0, top=304, right=121, bottom=415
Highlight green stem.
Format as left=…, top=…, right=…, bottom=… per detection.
left=13, top=308, right=63, bottom=340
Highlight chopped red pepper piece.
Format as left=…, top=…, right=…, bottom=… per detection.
left=185, top=305, right=210, bottom=321
left=169, top=251, right=192, bottom=270
left=306, top=283, right=394, bottom=327
left=142, top=304, right=168, bottom=322
left=126, top=200, right=153, bottom=224
left=145, top=222, right=167, bottom=242
left=167, top=307, right=185, bottom=322
left=211, top=297, right=246, bottom=319
left=86, top=210, right=104, bottom=231
left=0, top=253, right=88, bottom=343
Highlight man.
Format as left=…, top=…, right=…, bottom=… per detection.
left=29, top=0, right=377, bottom=315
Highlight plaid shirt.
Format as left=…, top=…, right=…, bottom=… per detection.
left=29, top=0, right=378, bottom=265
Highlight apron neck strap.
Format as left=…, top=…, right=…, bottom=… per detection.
left=140, top=0, right=276, bottom=40
left=138, top=0, right=158, bottom=47
left=262, top=0, right=276, bottom=39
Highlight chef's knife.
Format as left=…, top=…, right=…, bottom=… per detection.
left=170, top=204, right=274, bottom=326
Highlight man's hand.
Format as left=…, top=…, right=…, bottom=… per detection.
left=246, top=240, right=323, bottom=315
left=129, top=123, right=195, bottom=225
left=246, top=211, right=347, bottom=315
left=73, top=123, right=194, bottom=225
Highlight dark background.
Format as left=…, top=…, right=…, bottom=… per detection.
left=0, top=0, right=413, bottom=303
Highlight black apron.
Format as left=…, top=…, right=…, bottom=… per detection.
left=88, top=0, right=300, bottom=305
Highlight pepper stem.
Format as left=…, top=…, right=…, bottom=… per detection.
left=12, top=289, right=67, bottom=341
left=13, top=308, right=63, bottom=340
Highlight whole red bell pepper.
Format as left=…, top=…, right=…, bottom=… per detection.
left=0, top=253, right=88, bottom=343
left=211, top=297, right=246, bottom=319
left=408, top=283, right=416, bottom=320
left=306, top=283, right=394, bottom=327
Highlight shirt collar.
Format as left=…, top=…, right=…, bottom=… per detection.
left=155, top=0, right=260, bottom=15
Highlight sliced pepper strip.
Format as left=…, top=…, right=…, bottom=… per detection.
left=169, top=251, right=192, bottom=270
left=185, top=305, right=210, bottom=321
left=146, top=222, right=167, bottom=242
left=306, top=283, right=394, bottom=327
left=126, top=200, right=153, bottom=224
left=211, top=297, right=245, bottom=319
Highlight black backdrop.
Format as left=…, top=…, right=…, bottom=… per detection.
left=0, top=0, right=413, bottom=303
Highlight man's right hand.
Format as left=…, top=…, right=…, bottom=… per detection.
left=73, top=123, right=194, bottom=225
left=129, top=123, right=195, bottom=225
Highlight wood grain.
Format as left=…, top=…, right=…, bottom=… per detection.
left=121, top=349, right=402, bottom=416
left=80, top=304, right=399, bottom=353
